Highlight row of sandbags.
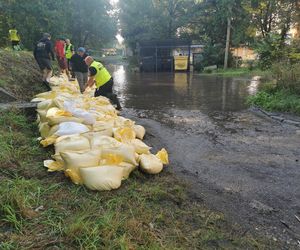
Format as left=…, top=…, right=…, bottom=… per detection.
left=32, top=75, right=169, bottom=191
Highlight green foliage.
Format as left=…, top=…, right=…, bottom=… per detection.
left=254, top=34, right=287, bottom=69
left=0, top=0, right=117, bottom=49
left=248, top=88, right=300, bottom=114
left=271, top=62, right=300, bottom=93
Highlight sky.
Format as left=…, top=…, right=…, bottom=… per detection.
left=110, top=0, right=123, bottom=44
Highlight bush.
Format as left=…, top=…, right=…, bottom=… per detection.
left=254, top=34, right=287, bottom=70
left=271, top=62, right=300, bottom=94
left=248, top=88, right=300, bottom=115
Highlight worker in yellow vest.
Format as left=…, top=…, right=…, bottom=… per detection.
left=65, top=39, right=75, bottom=79
left=9, top=26, right=21, bottom=50
left=84, top=56, right=122, bottom=110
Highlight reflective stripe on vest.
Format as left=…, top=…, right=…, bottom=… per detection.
left=91, top=61, right=111, bottom=88
left=65, top=44, right=73, bottom=59
left=9, top=29, right=19, bottom=41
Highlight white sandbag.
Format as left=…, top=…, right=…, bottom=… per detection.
left=48, top=125, right=59, bottom=136
left=37, top=99, right=53, bottom=110
left=80, top=165, right=123, bottom=191
left=55, top=122, right=90, bottom=136
left=64, top=101, right=96, bottom=125
left=55, top=134, right=90, bottom=155
left=37, top=110, right=47, bottom=123
left=39, top=122, right=50, bottom=138
left=46, top=107, right=83, bottom=125
left=102, top=144, right=138, bottom=166
left=119, top=162, right=136, bottom=179
left=114, top=116, right=135, bottom=127
left=93, top=120, right=115, bottom=130
left=72, top=108, right=96, bottom=125
left=90, top=135, right=121, bottom=149
left=139, top=154, right=163, bottom=174
left=130, top=139, right=151, bottom=154
left=134, top=125, right=146, bottom=140
left=60, top=149, right=101, bottom=184
left=113, top=127, right=136, bottom=142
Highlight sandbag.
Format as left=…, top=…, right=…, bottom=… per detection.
left=64, top=101, right=96, bottom=125
left=80, top=165, right=123, bottom=191
left=114, top=116, right=135, bottom=128
left=130, top=139, right=151, bottom=154
left=113, top=127, right=136, bottom=142
left=55, top=134, right=90, bottom=156
left=139, top=154, right=163, bottom=174
left=60, top=149, right=101, bottom=184
left=39, top=122, right=50, bottom=138
left=55, top=122, right=90, bottom=136
left=37, top=99, right=53, bottom=110
left=48, top=125, right=59, bottom=136
left=93, top=120, right=114, bottom=130
left=35, top=91, right=57, bottom=100
left=37, top=110, right=47, bottom=123
left=90, top=135, right=121, bottom=149
left=44, top=160, right=64, bottom=172
left=119, top=162, right=136, bottom=179
left=40, top=135, right=58, bottom=147
left=156, top=148, right=169, bottom=165
left=46, top=107, right=83, bottom=125
left=102, top=144, right=138, bottom=166
left=134, top=125, right=146, bottom=140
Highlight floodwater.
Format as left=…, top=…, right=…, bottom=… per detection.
left=109, top=64, right=300, bottom=247
left=110, top=65, right=261, bottom=112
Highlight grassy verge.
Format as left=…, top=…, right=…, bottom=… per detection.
left=197, top=68, right=270, bottom=78
left=0, top=50, right=48, bottom=100
left=248, top=86, right=300, bottom=115
left=0, top=110, right=276, bottom=249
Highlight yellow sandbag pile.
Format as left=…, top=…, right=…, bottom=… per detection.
left=32, top=75, right=169, bottom=191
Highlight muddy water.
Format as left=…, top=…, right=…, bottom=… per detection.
left=111, top=65, right=261, bottom=112
left=110, top=65, right=300, bottom=247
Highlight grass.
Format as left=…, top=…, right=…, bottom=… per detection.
left=0, top=50, right=47, bottom=100
left=248, top=84, right=300, bottom=115
left=0, top=109, right=277, bottom=249
left=197, top=68, right=270, bottom=78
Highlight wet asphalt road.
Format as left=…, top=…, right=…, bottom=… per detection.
left=110, top=65, right=300, bottom=247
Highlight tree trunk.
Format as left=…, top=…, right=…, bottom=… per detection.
left=82, top=32, right=89, bottom=47
left=224, top=16, right=231, bottom=69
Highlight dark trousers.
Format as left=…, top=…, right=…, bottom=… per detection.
left=67, top=59, right=75, bottom=78
left=94, top=78, right=122, bottom=109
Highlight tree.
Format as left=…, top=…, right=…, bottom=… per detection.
left=0, top=0, right=117, bottom=49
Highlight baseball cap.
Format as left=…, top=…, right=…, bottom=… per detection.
left=77, top=47, right=86, bottom=53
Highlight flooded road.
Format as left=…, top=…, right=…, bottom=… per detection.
left=110, top=65, right=300, bottom=247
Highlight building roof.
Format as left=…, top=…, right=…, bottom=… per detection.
left=137, top=39, right=192, bottom=49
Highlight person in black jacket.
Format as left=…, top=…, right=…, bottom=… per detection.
left=70, top=47, right=88, bottom=93
left=33, top=33, right=54, bottom=90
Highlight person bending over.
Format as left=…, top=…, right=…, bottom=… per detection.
left=84, top=56, right=122, bottom=110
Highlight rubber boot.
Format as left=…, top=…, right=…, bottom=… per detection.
left=107, top=93, right=122, bottom=110
left=42, top=81, right=51, bottom=91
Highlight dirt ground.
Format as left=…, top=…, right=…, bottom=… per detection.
left=124, top=107, right=300, bottom=248
left=110, top=65, right=300, bottom=248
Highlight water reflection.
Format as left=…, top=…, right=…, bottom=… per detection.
left=109, top=65, right=260, bottom=113
left=247, top=76, right=260, bottom=95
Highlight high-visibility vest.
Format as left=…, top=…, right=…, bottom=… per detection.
left=65, top=44, right=73, bottom=59
left=9, top=29, right=20, bottom=41
left=91, top=61, right=111, bottom=88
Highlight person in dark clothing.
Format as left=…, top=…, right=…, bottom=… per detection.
left=70, top=47, right=88, bottom=93
left=33, top=33, right=54, bottom=90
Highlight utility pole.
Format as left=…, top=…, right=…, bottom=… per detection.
left=224, top=5, right=232, bottom=70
